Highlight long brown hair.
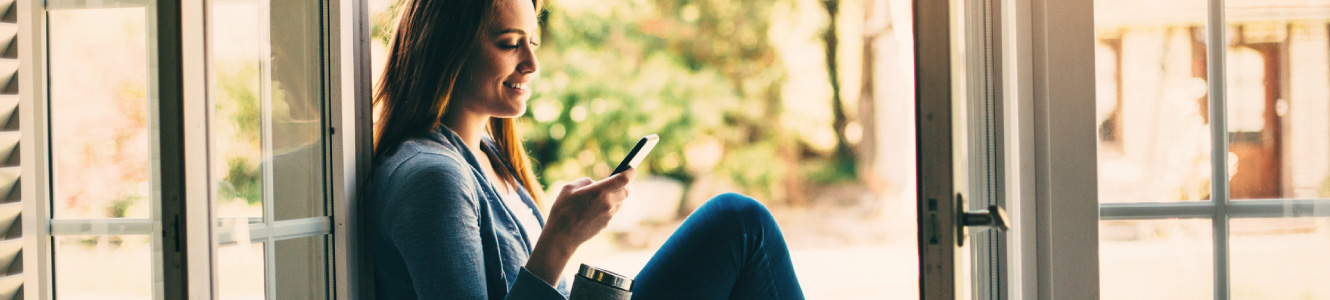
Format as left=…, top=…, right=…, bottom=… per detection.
left=374, top=0, right=545, bottom=205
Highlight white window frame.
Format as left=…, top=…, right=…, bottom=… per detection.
left=1007, top=0, right=1330, bottom=299
left=327, top=0, right=374, bottom=297
left=1090, top=0, right=1330, bottom=299
left=1001, top=0, right=1101, bottom=299
left=19, top=0, right=371, bottom=298
left=21, top=0, right=183, bottom=298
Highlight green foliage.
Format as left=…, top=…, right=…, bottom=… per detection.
left=218, top=65, right=262, bottom=143
left=108, top=194, right=139, bottom=218
left=520, top=0, right=801, bottom=200
left=220, top=157, right=263, bottom=205
left=215, top=63, right=264, bottom=206
left=372, top=0, right=861, bottom=202
left=804, top=154, right=858, bottom=184
left=371, top=1, right=405, bottom=46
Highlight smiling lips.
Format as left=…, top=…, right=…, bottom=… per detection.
left=503, top=81, right=529, bottom=93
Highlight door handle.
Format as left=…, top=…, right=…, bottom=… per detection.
left=956, top=194, right=1010, bottom=246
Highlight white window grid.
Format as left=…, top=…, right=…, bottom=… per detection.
left=1096, top=0, right=1330, bottom=299
left=27, top=0, right=342, bottom=299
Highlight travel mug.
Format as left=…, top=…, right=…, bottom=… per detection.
left=569, top=264, right=632, bottom=300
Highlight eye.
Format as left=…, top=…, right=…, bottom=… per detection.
left=499, top=42, right=520, bottom=49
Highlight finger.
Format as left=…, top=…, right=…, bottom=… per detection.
left=604, top=188, right=630, bottom=205
left=560, top=177, right=595, bottom=195
left=615, top=188, right=630, bottom=203
left=569, top=177, right=595, bottom=187
left=619, top=167, right=638, bottom=181
left=584, top=168, right=636, bottom=192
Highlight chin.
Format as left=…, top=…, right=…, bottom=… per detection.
left=495, top=102, right=528, bottom=118
left=500, top=110, right=528, bottom=119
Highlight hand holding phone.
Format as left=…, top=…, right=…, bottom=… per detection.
left=612, top=134, right=659, bottom=175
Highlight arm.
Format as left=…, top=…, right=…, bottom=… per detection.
left=386, top=156, right=563, bottom=299
left=523, top=169, right=638, bottom=286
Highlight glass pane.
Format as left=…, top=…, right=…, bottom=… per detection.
left=1230, top=217, right=1330, bottom=299
left=269, top=0, right=327, bottom=220
left=274, top=236, right=329, bottom=299
left=1224, top=4, right=1330, bottom=200
left=208, top=0, right=326, bottom=222
left=1099, top=219, right=1213, bottom=300
left=366, top=0, right=922, bottom=298
left=48, top=8, right=152, bottom=219
left=54, top=235, right=152, bottom=299
left=208, top=0, right=265, bottom=221
left=1095, top=0, right=1214, bottom=203
left=218, top=242, right=266, bottom=300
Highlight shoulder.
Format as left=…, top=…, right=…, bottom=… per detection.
left=378, top=136, right=467, bottom=177
left=375, top=137, right=480, bottom=201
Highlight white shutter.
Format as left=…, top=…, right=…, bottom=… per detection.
left=0, top=0, right=21, bottom=298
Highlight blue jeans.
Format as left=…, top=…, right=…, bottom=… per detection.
left=631, top=193, right=805, bottom=300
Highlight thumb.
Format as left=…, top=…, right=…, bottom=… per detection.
left=583, top=168, right=636, bottom=192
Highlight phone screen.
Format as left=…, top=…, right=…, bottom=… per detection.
left=611, top=134, right=659, bottom=175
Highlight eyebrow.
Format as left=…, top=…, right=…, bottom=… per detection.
left=493, top=28, right=528, bottom=36
left=491, top=28, right=541, bottom=45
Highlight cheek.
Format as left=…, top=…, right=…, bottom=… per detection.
left=476, top=54, right=510, bottom=80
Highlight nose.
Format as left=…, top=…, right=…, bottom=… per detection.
left=518, top=44, right=540, bottom=75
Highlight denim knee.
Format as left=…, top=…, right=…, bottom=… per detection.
left=701, top=193, right=778, bottom=234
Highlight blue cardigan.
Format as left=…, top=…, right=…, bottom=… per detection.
left=370, top=126, right=568, bottom=299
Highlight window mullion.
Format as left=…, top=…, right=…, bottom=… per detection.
left=1100, top=202, right=1216, bottom=220
left=146, top=0, right=190, bottom=298
left=1103, top=198, right=1330, bottom=220
left=181, top=0, right=214, bottom=297
left=257, top=0, right=278, bottom=298
left=1204, top=0, right=1231, bottom=298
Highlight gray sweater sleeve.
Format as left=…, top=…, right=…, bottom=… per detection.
left=386, top=155, right=565, bottom=299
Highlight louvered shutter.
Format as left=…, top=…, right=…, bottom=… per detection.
left=0, top=0, right=21, bottom=298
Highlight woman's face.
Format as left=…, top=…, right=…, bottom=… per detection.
left=452, top=0, right=540, bottom=119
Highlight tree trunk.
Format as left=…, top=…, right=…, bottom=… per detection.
left=823, top=0, right=858, bottom=179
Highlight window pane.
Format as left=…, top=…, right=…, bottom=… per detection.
left=48, top=8, right=151, bottom=219
left=1231, top=217, right=1330, bottom=298
left=269, top=0, right=327, bottom=220
left=1224, top=4, right=1330, bottom=200
left=1095, top=0, right=1214, bottom=204
left=274, top=236, right=329, bottom=299
left=54, top=235, right=152, bottom=299
left=208, top=0, right=265, bottom=221
left=218, top=242, right=266, bottom=300
left=208, top=0, right=326, bottom=222
left=1100, top=219, right=1213, bottom=300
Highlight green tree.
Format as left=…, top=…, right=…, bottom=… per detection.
left=371, top=0, right=865, bottom=205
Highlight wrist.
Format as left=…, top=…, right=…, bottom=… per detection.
left=526, top=232, right=577, bottom=286
left=534, top=231, right=576, bottom=260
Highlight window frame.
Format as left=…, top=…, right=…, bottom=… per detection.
left=21, top=0, right=185, bottom=298
left=1094, top=0, right=1330, bottom=299
left=19, top=0, right=371, bottom=298
left=1002, top=0, right=1101, bottom=298
left=326, top=0, right=374, bottom=298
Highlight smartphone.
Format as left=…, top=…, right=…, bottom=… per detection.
left=611, top=134, right=660, bottom=175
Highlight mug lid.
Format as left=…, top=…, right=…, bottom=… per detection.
left=577, top=264, right=633, bottom=291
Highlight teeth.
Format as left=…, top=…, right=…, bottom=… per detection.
left=505, top=82, right=527, bottom=90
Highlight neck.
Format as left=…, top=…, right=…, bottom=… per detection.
left=441, top=109, right=490, bottom=154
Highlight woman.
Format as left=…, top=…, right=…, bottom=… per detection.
left=369, top=0, right=805, bottom=298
